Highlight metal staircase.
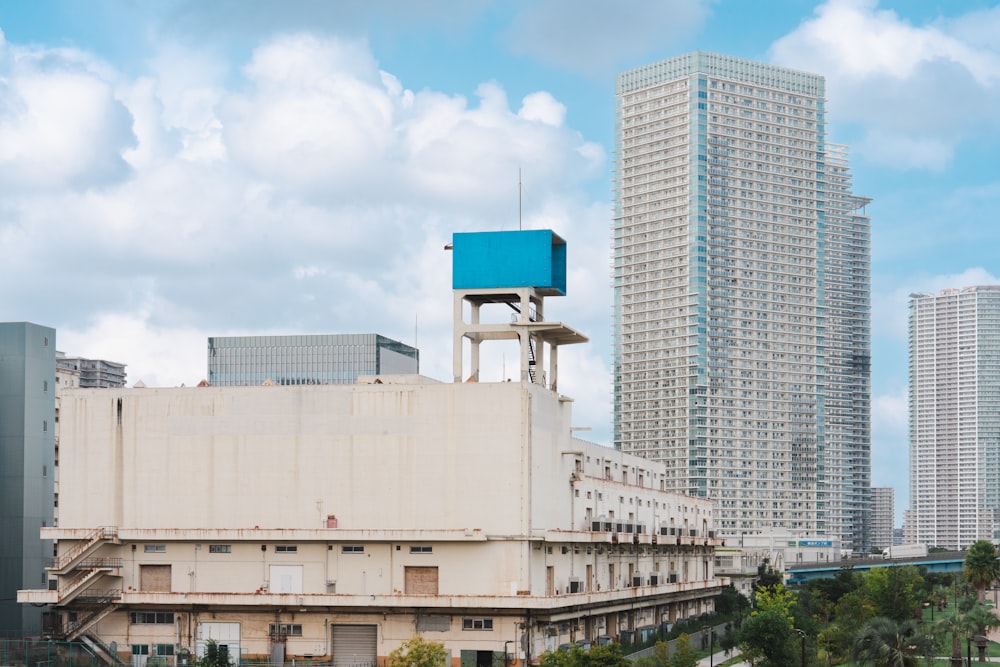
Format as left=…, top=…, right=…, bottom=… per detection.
left=48, top=526, right=121, bottom=574
left=81, top=630, right=127, bottom=666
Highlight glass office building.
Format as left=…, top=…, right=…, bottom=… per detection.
left=613, top=52, right=871, bottom=547
left=207, top=334, right=419, bottom=386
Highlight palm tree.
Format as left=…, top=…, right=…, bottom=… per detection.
left=852, top=617, right=922, bottom=667
left=964, top=540, right=1000, bottom=603
left=936, top=612, right=976, bottom=667
left=963, top=604, right=1000, bottom=662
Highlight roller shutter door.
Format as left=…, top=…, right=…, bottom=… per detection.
left=332, top=625, right=377, bottom=667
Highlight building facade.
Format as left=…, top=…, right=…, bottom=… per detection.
left=207, top=334, right=418, bottom=386
left=612, top=51, right=872, bottom=548
left=0, top=322, right=56, bottom=636
left=871, top=487, right=894, bottom=552
left=908, top=287, right=1000, bottom=549
left=56, top=354, right=126, bottom=388
left=21, top=380, right=724, bottom=665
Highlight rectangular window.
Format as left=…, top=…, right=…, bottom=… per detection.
left=154, top=645, right=175, bottom=657
left=410, top=545, right=432, bottom=554
left=132, top=645, right=149, bottom=656
left=275, top=545, right=298, bottom=553
left=130, top=612, right=175, bottom=625
left=144, top=544, right=166, bottom=553
left=269, top=623, right=303, bottom=637
left=342, top=545, right=364, bottom=553
left=462, top=618, right=494, bottom=630
left=209, top=545, right=231, bottom=554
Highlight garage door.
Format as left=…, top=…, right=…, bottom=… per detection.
left=404, top=566, right=438, bottom=595
left=139, top=565, right=171, bottom=592
left=332, top=625, right=377, bottom=667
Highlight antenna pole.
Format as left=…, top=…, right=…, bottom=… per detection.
left=519, top=167, right=522, bottom=231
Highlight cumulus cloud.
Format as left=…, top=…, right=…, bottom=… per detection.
left=0, top=43, right=136, bottom=189
left=504, top=0, right=711, bottom=76
left=0, top=31, right=614, bottom=442
left=769, top=0, right=1000, bottom=169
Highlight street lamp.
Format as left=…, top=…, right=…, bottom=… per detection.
left=794, top=629, right=806, bottom=667
left=706, top=625, right=714, bottom=667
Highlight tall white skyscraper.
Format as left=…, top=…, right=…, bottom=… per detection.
left=871, top=486, right=894, bottom=550
left=908, top=287, right=1000, bottom=550
left=613, top=52, right=872, bottom=548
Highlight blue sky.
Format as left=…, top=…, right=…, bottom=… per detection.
left=2, top=0, right=999, bottom=525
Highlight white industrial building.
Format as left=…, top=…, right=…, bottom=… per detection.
left=20, top=230, right=725, bottom=667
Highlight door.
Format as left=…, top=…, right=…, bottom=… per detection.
left=196, top=622, right=241, bottom=663
left=140, top=565, right=171, bottom=592
left=332, top=625, right=377, bottom=667
left=404, top=566, right=438, bottom=594
left=269, top=565, right=303, bottom=594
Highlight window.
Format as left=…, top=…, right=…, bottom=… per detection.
left=410, top=546, right=432, bottom=554
left=209, top=545, right=231, bottom=554
left=275, top=545, right=298, bottom=553
left=463, top=618, right=494, bottom=630
left=130, top=612, right=175, bottom=624
left=144, top=545, right=166, bottom=553
left=342, top=545, right=364, bottom=553
left=269, top=623, right=303, bottom=637
left=132, top=645, right=149, bottom=656
left=154, top=645, right=175, bottom=657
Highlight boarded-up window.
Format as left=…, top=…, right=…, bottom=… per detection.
left=140, top=564, right=171, bottom=592
left=404, top=566, right=438, bottom=595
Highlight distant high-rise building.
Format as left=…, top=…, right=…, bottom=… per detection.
left=613, top=51, right=872, bottom=548
left=871, top=487, right=894, bottom=551
left=56, top=354, right=126, bottom=388
left=0, top=322, right=55, bottom=636
left=207, top=334, right=418, bottom=386
left=908, top=286, right=1000, bottom=549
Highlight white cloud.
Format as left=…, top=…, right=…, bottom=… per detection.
left=873, top=267, right=1000, bottom=344
left=0, top=45, right=136, bottom=189
left=769, top=0, right=1000, bottom=169
left=0, top=32, right=614, bottom=441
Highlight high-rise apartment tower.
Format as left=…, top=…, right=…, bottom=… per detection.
left=908, top=286, right=1000, bottom=549
left=613, top=52, right=872, bottom=548
left=871, top=486, right=894, bottom=551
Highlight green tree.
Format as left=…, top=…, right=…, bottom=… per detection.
left=738, top=609, right=796, bottom=667
left=963, top=541, right=1000, bottom=603
left=195, top=641, right=232, bottom=667
left=755, top=558, right=784, bottom=590
left=864, top=566, right=924, bottom=622
left=851, top=617, right=921, bottom=667
left=540, top=643, right=629, bottom=667
left=715, top=585, right=751, bottom=616
left=964, top=602, right=1000, bottom=638
left=388, top=636, right=448, bottom=667
left=670, top=633, right=697, bottom=667
left=935, top=611, right=975, bottom=667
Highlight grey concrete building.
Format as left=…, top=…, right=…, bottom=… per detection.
left=0, top=322, right=56, bottom=636
left=56, top=354, right=126, bottom=389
